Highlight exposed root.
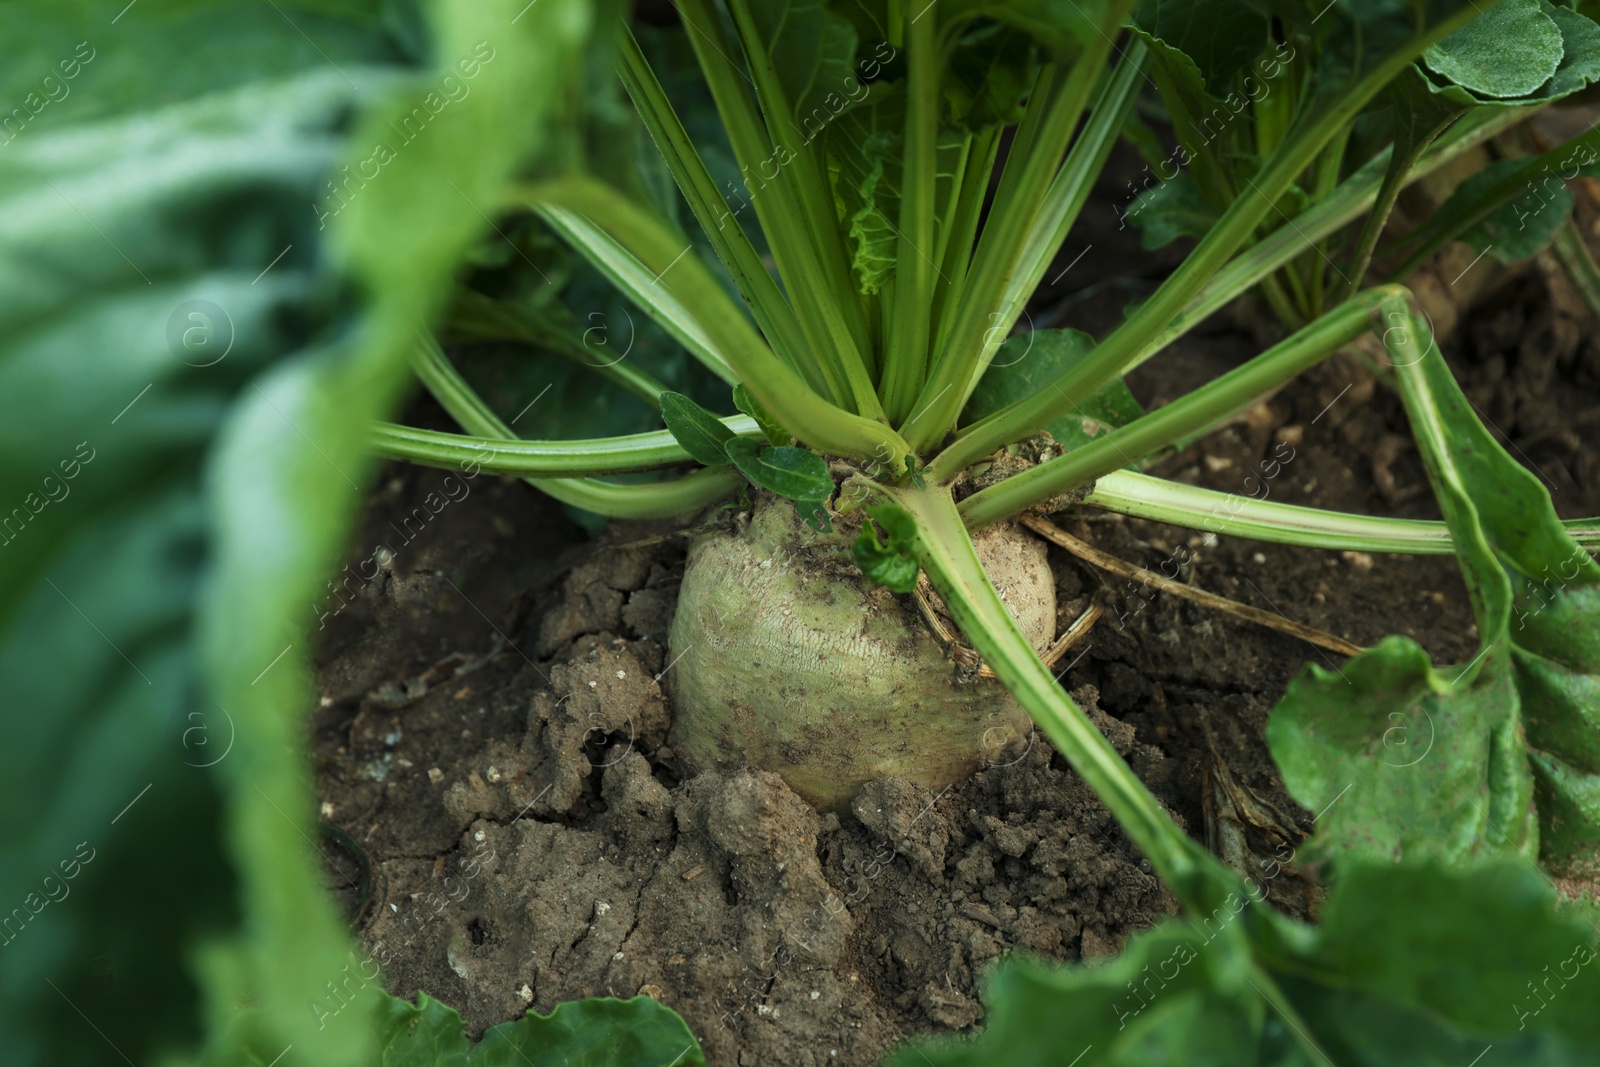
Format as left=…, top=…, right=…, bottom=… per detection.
left=1022, top=515, right=1364, bottom=659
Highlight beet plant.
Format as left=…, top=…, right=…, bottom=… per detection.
left=8, top=0, right=1600, bottom=1063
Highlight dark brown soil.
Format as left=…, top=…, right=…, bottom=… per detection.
left=311, top=181, right=1600, bottom=1064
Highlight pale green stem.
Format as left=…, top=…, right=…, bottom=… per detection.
left=960, top=288, right=1394, bottom=528
left=891, top=484, right=1218, bottom=902
left=408, top=335, right=739, bottom=518
left=1081, top=470, right=1600, bottom=554
left=930, top=10, right=1506, bottom=475
left=371, top=416, right=759, bottom=477
left=522, top=178, right=910, bottom=466
left=615, top=26, right=815, bottom=387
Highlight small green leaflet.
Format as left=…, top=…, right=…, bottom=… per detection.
left=660, top=390, right=735, bottom=466
left=1268, top=303, right=1600, bottom=875
left=377, top=993, right=706, bottom=1066
left=724, top=437, right=834, bottom=531
left=962, top=329, right=1145, bottom=453
left=853, top=505, right=921, bottom=593
left=733, top=382, right=791, bottom=445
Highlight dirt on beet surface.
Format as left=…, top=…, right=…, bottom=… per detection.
left=311, top=169, right=1600, bottom=1064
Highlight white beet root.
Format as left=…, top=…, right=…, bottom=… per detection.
left=666, top=494, right=1055, bottom=810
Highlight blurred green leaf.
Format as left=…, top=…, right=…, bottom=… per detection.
left=0, top=1, right=591, bottom=1065
left=749, top=0, right=861, bottom=123
left=1133, top=0, right=1269, bottom=95
left=939, top=0, right=1117, bottom=54
left=896, top=860, right=1600, bottom=1064
left=1458, top=157, right=1577, bottom=262
left=0, top=18, right=397, bottom=1067
left=945, top=21, right=1039, bottom=130
left=377, top=993, right=706, bottom=1066
left=1124, top=169, right=1219, bottom=249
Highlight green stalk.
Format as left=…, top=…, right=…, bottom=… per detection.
left=675, top=0, right=878, bottom=413
left=889, top=484, right=1219, bottom=904
left=1256, top=271, right=1306, bottom=330
left=903, top=6, right=1134, bottom=451
left=1082, top=469, right=1600, bottom=553
left=524, top=178, right=910, bottom=465
left=929, top=6, right=1487, bottom=476
left=723, top=0, right=873, bottom=355
left=900, top=485, right=1350, bottom=1049
left=959, top=288, right=1394, bottom=528
left=879, top=7, right=940, bottom=423
left=983, top=63, right=1057, bottom=242
left=1123, top=105, right=1531, bottom=377
left=530, top=467, right=743, bottom=518
left=928, top=131, right=972, bottom=286
left=408, top=335, right=741, bottom=518
left=533, top=201, right=738, bottom=385
left=615, top=26, right=816, bottom=390
left=930, top=125, right=1001, bottom=355
left=371, top=417, right=759, bottom=477
left=949, top=49, right=1147, bottom=420
left=1337, top=74, right=1466, bottom=303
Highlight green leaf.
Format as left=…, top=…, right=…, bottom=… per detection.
left=841, top=155, right=900, bottom=295
left=377, top=993, right=706, bottom=1066
left=897, top=859, right=1600, bottom=1064
left=827, top=82, right=906, bottom=295
left=1133, top=0, right=1269, bottom=95
left=823, top=71, right=975, bottom=296
left=937, top=0, right=1119, bottom=54
left=1125, top=169, right=1220, bottom=249
left=1456, top=157, right=1577, bottom=262
left=962, top=329, right=1145, bottom=453
left=733, top=382, right=792, bottom=445
left=853, top=509, right=921, bottom=592
left=723, top=437, right=834, bottom=500
left=1542, top=1, right=1600, bottom=99
left=749, top=0, right=860, bottom=126
left=945, top=21, right=1039, bottom=130
left=1269, top=303, right=1600, bottom=875
left=0, top=13, right=395, bottom=1067
left=723, top=437, right=834, bottom=529
left=1423, top=0, right=1563, bottom=99
left=1267, top=635, right=1535, bottom=867
left=0, top=1, right=592, bottom=1064
left=1416, top=0, right=1600, bottom=105
left=660, top=390, right=736, bottom=465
